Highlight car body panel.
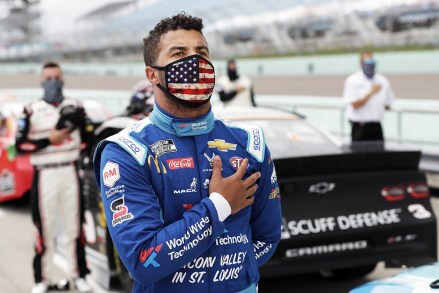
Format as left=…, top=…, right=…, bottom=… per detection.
left=350, top=262, right=439, bottom=292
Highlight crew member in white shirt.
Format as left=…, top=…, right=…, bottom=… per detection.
left=343, top=51, right=395, bottom=142
left=216, top=59, right=255, bottom=107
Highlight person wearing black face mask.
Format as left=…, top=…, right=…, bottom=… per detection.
left=93, top=12, right=281, bottom=293
left=216, top=59, right=256, bottom=107
left=343, top=51, right=395, bottom=143
left=15, top=61, right=94, bottom=293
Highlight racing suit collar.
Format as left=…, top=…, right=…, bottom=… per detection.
left=149, top=103, right=215, bottom=137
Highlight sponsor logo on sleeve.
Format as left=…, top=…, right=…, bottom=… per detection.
left=270, top=167, right=277, bottom=184
left=103, top=161, right=120, bottom=187
left=166, top=157, right=194, bottom=170
left=150, top=139, right=177, bottom=157
left=110, top=195, right=134, bottom=226
left=269, top=187, right=281, bottom=199
left=139, top=244, right=162, bottom=268
left=208, top=139, right=237, bottom=152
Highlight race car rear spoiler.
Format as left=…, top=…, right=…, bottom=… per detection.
left=274, top=150, right=422, bottom=179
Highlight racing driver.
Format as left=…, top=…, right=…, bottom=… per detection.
left=93, top=12, right=282, bottom=293
left=16, top=61, right=93, bottom=293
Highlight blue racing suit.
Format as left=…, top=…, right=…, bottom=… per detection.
left=93, top=105, right=282, bottom=293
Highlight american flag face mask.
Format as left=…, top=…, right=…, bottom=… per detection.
left=152, top=55, right=215, bottom=107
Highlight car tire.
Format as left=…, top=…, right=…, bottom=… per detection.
left=319, top=263, right=377, bottom=279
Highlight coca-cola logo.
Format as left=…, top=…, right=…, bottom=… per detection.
left=166, top=157, right=195, bottom=170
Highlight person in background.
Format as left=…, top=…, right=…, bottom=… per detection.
left=93, top=12, right=281, bottom=293
left=125, top=79, right=155, bottom=118
left=15, top=61, right=93, bottom=293
left=216, top=59, right=256, bottom=107
left=343, top=51, right=395, bottom=142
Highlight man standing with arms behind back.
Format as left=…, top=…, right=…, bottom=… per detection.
left=15, top=61, right=93, bottom=293
left=93, top=12, right=281, bottom=293
left=343, top=51, right=395, bottom=142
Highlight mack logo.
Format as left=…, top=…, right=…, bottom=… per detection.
left=174, top=178, right=197, bottom=194
left=103, top=161, right=120, bottom=187
left=309, top=182, right=335, bottom=194
left=208, top=139, right=236, bottom=152
left=167, top=157, right=194, bottom=170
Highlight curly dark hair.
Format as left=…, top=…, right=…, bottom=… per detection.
left=143, top=12, right=204, bottom=67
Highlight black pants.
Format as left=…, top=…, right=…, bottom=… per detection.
left=350, top=121, right=384, bottom=142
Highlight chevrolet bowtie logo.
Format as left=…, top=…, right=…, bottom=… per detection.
left=207, top=139, right=237, bottom=152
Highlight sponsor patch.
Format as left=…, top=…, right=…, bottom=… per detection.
left=147, top=155, right=167, bottom=174
left=103, top=161, right=120, bottom=187
left=105, top=184, right=125, bottom=198
left=230, top=156, right=244, bottom=169
left=110, top=195, right=134, bottom=226
left=139, top=244, right=162, bottom=268
left=167, top=157, right=194, bottom=170
left=270, top=167, right=277, bottom=184
left=174, top=178, right=197, bottom=194
left=151, top=139, right=177, bottom=157
left=208, top=139, right=236, bottom=152
left=269, top=187, right=280, bottom=199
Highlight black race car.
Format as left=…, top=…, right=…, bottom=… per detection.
left=80, top=106, right=437, bottom=291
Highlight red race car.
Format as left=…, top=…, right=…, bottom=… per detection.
left=0, top=102, right=33, bottom=203
left=0, top=98, right=111, bottom=204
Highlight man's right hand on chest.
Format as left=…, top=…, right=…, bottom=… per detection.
left=209, top=155, right=260, bottom=215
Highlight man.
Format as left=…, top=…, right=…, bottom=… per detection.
left=15, top=61, right=93, bottom=293
left=343, top=51, right=395, bottom=142
left=216, top=59, right=256, bottom=107
left=93, top=13, right=282, bottom=293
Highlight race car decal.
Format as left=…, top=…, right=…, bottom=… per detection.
left=283, top=208, right=402, bottom=237
left=285, top=240, right=368, bottom=258
left=408, top=204, right=432, bottom=219
left=0, top=169, right=15, bottom=195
